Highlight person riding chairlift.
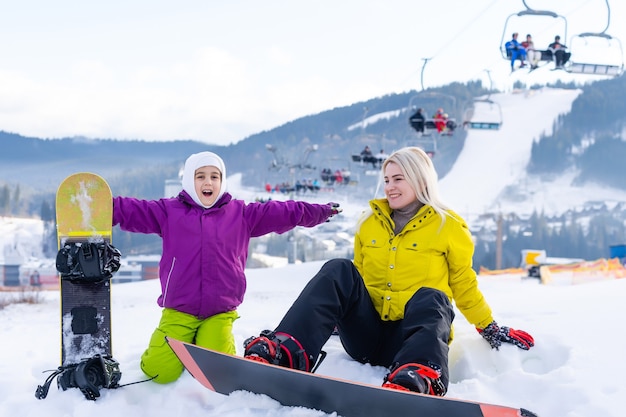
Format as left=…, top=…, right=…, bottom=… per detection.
left=521, top=34, right=541, bottom=70
left=548, top=35, right=570, bottom=69
left=505, top=32, right=527, bottom=72
left=433, top=109, right=447, bottom=134
left=409, top=108, right=426, bottom=134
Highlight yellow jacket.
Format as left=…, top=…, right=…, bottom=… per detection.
left=353, top=199, right=494, bottom=332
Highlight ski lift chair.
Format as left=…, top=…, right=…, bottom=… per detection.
left=407, top=92, right=458, bottom=137
left=566, top=32, right=624, bottom=76
left=499, top=7, right=568, bottom=71
left=463, top=98, right=503, bottom=130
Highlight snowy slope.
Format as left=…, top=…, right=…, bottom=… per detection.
left=440, top=88, right=578, bottom=216
left=439, top=87, right=626, bottom=220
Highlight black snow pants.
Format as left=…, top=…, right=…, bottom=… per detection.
left=274, top=258, right=455, bottom=388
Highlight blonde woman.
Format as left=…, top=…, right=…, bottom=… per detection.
left=244, top=147, right=533, bottom=396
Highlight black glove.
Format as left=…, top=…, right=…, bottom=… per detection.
left=477, top=321, right=534, bottom=350
left=327, top=202, right=342, bottom=217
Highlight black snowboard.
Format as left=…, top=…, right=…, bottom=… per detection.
left=166, top=337, right=538, bottom=417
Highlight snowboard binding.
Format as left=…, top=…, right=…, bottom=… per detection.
left=56, top=241, right=121, bottom=283
left=35, top=354, right=122, bottom=400
left=243, top=330, right=328, bottom=373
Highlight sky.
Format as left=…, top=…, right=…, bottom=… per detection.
left=1, top=0, right=625, bottom=145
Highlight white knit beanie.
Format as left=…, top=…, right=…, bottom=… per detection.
left=181, top=151, right=227, bottom=209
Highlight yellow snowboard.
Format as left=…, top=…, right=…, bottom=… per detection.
left=56, top=172, right=113, bottom=366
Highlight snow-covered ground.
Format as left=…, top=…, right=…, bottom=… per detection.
left=1, top=262, right=625, bottom=417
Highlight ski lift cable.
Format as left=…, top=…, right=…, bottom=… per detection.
left=576, top=0, right=610, bottom=36
left=428, top=0, right=500, bottom=61
left=397, top=0, right=499, bottom=90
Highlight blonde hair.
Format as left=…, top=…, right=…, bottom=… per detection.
left=358, top=147, right=451, bottom=229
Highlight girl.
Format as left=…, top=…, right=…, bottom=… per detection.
left=113, top=151, right=340, bottom=383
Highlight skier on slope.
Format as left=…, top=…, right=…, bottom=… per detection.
left=113, top=151, right=341, bottom=384
left=244, top=146, right=533, bottom=396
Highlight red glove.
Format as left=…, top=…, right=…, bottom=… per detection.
left=477, top=321, right=534, bottom=350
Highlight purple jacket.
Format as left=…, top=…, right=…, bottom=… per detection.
left=113, top=191, right=332, bottom=318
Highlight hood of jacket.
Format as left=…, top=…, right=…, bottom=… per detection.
left=181, top=151, right=227, bottom=209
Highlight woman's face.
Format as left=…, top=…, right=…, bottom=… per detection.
left=384, top=162, right=417, bottom=210
left=194, top=165, right=222, bottom=207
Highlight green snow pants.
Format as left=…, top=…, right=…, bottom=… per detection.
left=140, top=308, right=239, bottom=383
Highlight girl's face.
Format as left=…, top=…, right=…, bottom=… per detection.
left=194, top=165, right=222, bottom=207
left=384, top=162, right=417, bottom=210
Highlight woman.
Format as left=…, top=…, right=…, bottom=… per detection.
left=244, top=147, right=533, bottom=396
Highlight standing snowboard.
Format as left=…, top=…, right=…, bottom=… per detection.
left=56, top=172, right=115, bottom=366
left=166, top=337, right=538, bottom=417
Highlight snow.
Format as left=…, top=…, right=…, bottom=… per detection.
left=439, top=87, right=626, bottom=221
left=441, top=88, right=581, bottom=213
left=0, top=217, right=43, bottom=264
left=2, top=87, right=626, bottom=416
left=347, top=109, right=403, bottom=132
left=1, top=264, right=625, bottom=417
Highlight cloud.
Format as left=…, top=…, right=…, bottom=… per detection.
left=0, top=47, right=262, bottom=143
